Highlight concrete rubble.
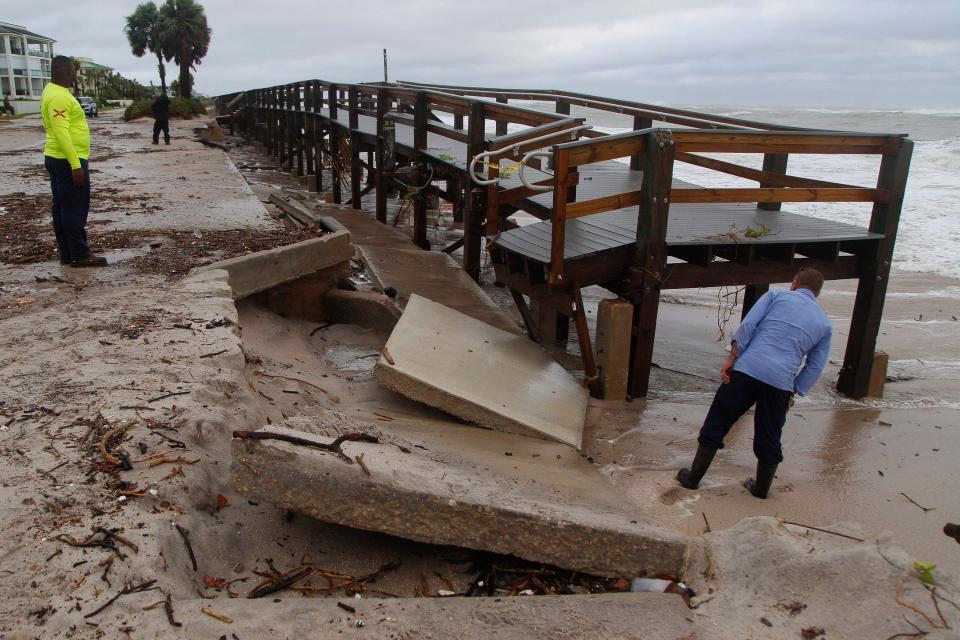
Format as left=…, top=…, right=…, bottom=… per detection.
left=231, top=412, right=687, bottom=578
left=374, top=294, right=588, bottom=448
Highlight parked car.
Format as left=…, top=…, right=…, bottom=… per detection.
left=77, top=96, right=98, bottom=117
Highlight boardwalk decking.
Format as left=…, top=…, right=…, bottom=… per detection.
left=219, top=79, right=912, bottom=400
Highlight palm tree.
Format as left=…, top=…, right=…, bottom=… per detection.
left=125, top=2, right=168, bottom=94
left=159, top=0, right=210, bottom=100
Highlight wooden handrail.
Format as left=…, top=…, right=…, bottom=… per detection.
left=675, top=152, right=861, bottom=189
left=671, top=187, right=888, bottom=205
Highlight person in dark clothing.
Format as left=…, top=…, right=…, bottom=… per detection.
left=152, top=93, right=171, bottom=145
left=676, top=269, right=832, bottom=499
left=3, top=94, right=13, bottom=116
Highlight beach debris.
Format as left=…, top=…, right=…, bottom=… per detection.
left=201, top=606, right=233, bottom=624
left=800, top=626, right=825, bottom=639
left=163, top=593, right=182, bottom=627
left=248, top=566, right=313, bottom=599
left=174, top=524, right=198, bottom=571
left=779, top=519, right=865, bottom=542
left=337, top=601, right=356, bottom=613
left=355, top=453, right=371, bottom=476
left=900, top=492, right=935, bottom=513
left=232, top=430, right=378, bottom=464
left=216, top=494, right=231, bottom=510
left=84, top=579, right=158, bottom=619
left=914, top=562, right=937, bottom=585
left=895, top=575, right=951, bottom=630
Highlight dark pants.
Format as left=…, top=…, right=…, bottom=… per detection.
left=698, top=370, right=792, bottom=465
left=153, top=118, right=170, bottom=143
left=44, top=156, right=91, bottom=263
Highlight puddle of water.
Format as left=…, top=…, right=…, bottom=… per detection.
left=323, top=345, right=380, bottom=372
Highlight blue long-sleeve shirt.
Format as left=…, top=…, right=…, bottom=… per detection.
left=732, top=288, right=832, bottom=395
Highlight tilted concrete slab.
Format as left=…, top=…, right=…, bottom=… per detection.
left=198, top=230, right=352, bottom=299
left=231, top=416, right=687, bottom=579
left=358, top=245, right=521, bottom=334
left=374, top=294, right=587, bottom=448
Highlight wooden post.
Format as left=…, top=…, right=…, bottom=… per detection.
left=549, top=147, right=569, bottom=285
left=837, top=138, right=913, bottom=398
left=741, top=284, right=769, bottom=321
left=412, top=91, right=429, bottom=249
left=629, top=130, right=675, bottom=398
left=304, top=83, right=315, bottom=179
left=495, top=95, right=508, bottom=136
left=758, top=153, right=789, bottom=211
left=630, top=116, right=652, bottom=171
left=328, top=84, right=342, bottom=204
left=534, top=299, right=569, bottom=343
left=454, top=113, right=464, bottom=130
left=281, top=85, right=290, bottom=170
left=463, top=101, right=486, bottom=281
left=596, top=298, right=633, bottom=401
left=349, top=86, right=362, bottom=209
left=375, top=88, right=389, bottom=223
left=313, top=82, right=323, bottom=192
left=556, top=100, right=570, bottom=115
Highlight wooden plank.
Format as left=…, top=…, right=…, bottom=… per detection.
left=670, top=187, right=886, bottom=204
left=571, top=283, right=601, bottom=398
left=675, top=152, right=860, bottom=190
left=673, top=131, right=897, bottom=152
left=488, top=118, right=583, bottom=150
left=837, top=138, right=914, bottom=398
left=630, top=116, right=652, bottom=170
left=495, top=95, right=509, bottom=136
left=425, top=121, right=469, bottom=144
left=563, top=136, right=646, bottom=167
left=660, top=256, right=862, bottom=288
left=567, top=190, right=642, bottom=219
left=483, top=102, right=565, bottom=127
left=498, top=173, right=579, bottom=205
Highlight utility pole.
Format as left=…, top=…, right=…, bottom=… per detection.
left=383, top=49, right=388, bottom=84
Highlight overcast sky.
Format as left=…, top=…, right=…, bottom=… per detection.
left=6, top=0, right=959, bottom=108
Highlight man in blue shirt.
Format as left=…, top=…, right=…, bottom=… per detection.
left=677, top=268, right=832, bottom=499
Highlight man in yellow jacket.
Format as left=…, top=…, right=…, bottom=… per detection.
left=41, top=55, right=106, bottom=267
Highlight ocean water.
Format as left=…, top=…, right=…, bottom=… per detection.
left=495, top=101, right=960, bottom=281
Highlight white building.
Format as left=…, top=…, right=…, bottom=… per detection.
left=0, top=21, right=55, bottom=99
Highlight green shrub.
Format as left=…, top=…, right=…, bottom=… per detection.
left=123, top=96, right=206, bottom=121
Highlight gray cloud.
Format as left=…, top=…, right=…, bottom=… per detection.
left=5, top=0, right=959, bottom=107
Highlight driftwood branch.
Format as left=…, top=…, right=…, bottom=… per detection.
left=232, top=430, right=379, bottom=464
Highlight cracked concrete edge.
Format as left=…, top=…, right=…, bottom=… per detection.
left=197, top=229, right=353, bottom=299
left=230, top=436, right=688, bottom=579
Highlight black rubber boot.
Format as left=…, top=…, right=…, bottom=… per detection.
left=676, top=445, right=717, bottom=490
left=743, top=463, right=778, bottom=499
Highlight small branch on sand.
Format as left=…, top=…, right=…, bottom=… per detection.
left=200, top=606, right=233, bottom=624
left=232, top=430, right=378, bottom=464
left=174, top=524, right=198, bottom=571
left=780, top=519, right=866, bottom=542
left=254, top=370, right=332, bottom=395
left=84, top=579, right=158, bottom=619
left=355, top=453, right=371, bottom=476
left=164, top=593, right=182, bottom=627
left=199, top=349, right=229, bottom=359
left=148, top=391, right=191, bottom=403
left=900, top=492, right=935, bottom=513
left=248, top=566, right=313, bottom=599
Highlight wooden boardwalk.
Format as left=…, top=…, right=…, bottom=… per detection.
left=217, top=80, right=912, bottom=400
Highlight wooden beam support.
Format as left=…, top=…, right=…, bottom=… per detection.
left=837, top=138, right=914, bottom=398
left=413, top=91, right=430, bottom=249
left=495, top=95, right=509, bottom=136
left=629, top=130, right=675, bottom=398
left=549, top=148, right=570, bottom=285
left=375, top=87, right=390, bottom=223
left=463, top=101, right=486, bottom=282
left=510, top=289, right=541, bottom=343
left=571, top=283, right=602, bottom=398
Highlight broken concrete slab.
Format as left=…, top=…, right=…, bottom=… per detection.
left=358, top=245, right=521, bottom=334
left=199, top=230, right=352, bottom=299
left=179, top=592, right=696, bottom=639
left=231, top=414, right=687, bottom=578
left=374, top=294, right=587, bottom=448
